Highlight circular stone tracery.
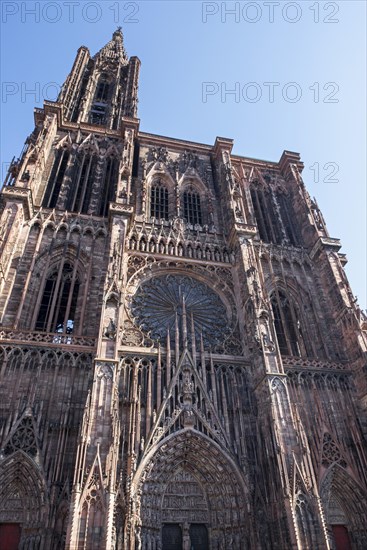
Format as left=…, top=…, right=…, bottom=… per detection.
left=131, top=275, right=229, bottom=347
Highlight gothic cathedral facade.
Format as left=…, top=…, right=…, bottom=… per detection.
left=0, top=30, right=366, bottom=550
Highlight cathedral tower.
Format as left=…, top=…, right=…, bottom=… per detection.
left=0, top=30, right=366, bottom=550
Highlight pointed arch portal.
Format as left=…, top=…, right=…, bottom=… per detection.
left=132, top=429, right=249, bottom=550
left=0, top=450, right=48, bottom=548
left=320, top=465, right=367, bottom=549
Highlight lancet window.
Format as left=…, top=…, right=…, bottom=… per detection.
left=278, top=192, right=299, bottom=246
left=68, top=153, right=97, bottom=214
left=271, top=290, right=302, bottom=357
left=183, top=191, right=202, bottom=225
left=250, top=184, right=281, bottom=244
left=251, top=181, right=301, bottom=246
left=99, top=156, right=119, bottom=216
left=150, top=181, right=169, bottom=220
left=95, top=75, right=110, bottom=102
left=35, top=263, right=80, bottom=334
left=43, top=149, right=70, bottom=208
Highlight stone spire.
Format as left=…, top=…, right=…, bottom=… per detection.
left=94, top=27, right=128, bottom=63
left=56, top=26, right=140, bottom=126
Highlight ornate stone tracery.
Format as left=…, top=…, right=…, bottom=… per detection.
left=0, top=450, right=49, bottom=547
left=321, top=433, right=347, bottom=469
left=131, top=274, right=230, bottom=347
left=3, top=416, right=38, bottom=458
left=132, top=430, right=249, bottom=550
left=122, top=255, right=243, bottom=355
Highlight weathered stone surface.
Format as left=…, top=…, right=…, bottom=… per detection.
left=0, top=29, right=366, bottom=550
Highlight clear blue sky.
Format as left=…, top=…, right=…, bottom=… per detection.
left=1, top=1, right=366, bottom=310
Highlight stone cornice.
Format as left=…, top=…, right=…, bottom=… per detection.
left=309, top=236, right=342, bottom=259
left=109, top=202, right=134, bottom=217
left=138, top=131, right=214, bottom=153
left=1, top=186, right=34, bottom=219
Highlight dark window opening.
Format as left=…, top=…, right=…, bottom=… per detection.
left=271, top=292, right=301, bottom=357
left=69, top=154, right=96, bottom=214
left=183, top=191, right=202, bottom=225
left=151, top=184, right=169, bottom=220
left=132, top=141, right=139, bottom=177
left=35, top=263, right=79, bottom=334
left=95, top=80, right=110, bottom=103
left=53, top=277, right=79, bottom=333
left=251, top=187, right=268, bottom=241
left=89, top=75, right=110, bottom=125
left=73, top=157, right=88, bottom=212
left=272, top=299, right=286, bottom=354
left=90, top=104, right=107, bottom=125
left=43, top=149, right=70, bottom=208
left=251, top=186, right=282, bottom=244
left=80, top=160, right=95, bottom=214
left=283, top=299, right=300, bottom=356
left=99, top=157, right=119, bottom=217
left=278, top=193, right=299, bottom=246
left=265, top=191, right=282, bottom=244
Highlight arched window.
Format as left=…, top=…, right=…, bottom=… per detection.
left=271, top=291, right=301, bottom=357
left=99, top=156, right=119, bottom=216
left=43, top=149, right=70, bottom=208
left=68, top=154, right=97, bottom=214
left=35, top=263, right=79, bottom=334
left=150, top=183, right=168, bottom=220
left=183, top=191, right=202, bottom=225
left=95, top=76, right=110, bottom=103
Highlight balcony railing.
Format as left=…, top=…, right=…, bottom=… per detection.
left=0, top=327, right=96, bottom=349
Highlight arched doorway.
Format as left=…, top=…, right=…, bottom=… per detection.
left=0, top=451, right=48, bottom=549
left=132, top=429, right=250, bottom=550
left=321, top=465, right=367, bottom=549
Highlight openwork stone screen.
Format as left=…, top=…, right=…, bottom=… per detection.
left=131, top=275, right=229, bottom=346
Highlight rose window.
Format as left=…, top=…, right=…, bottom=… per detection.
left=131, top=275, right=229, bottom=347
